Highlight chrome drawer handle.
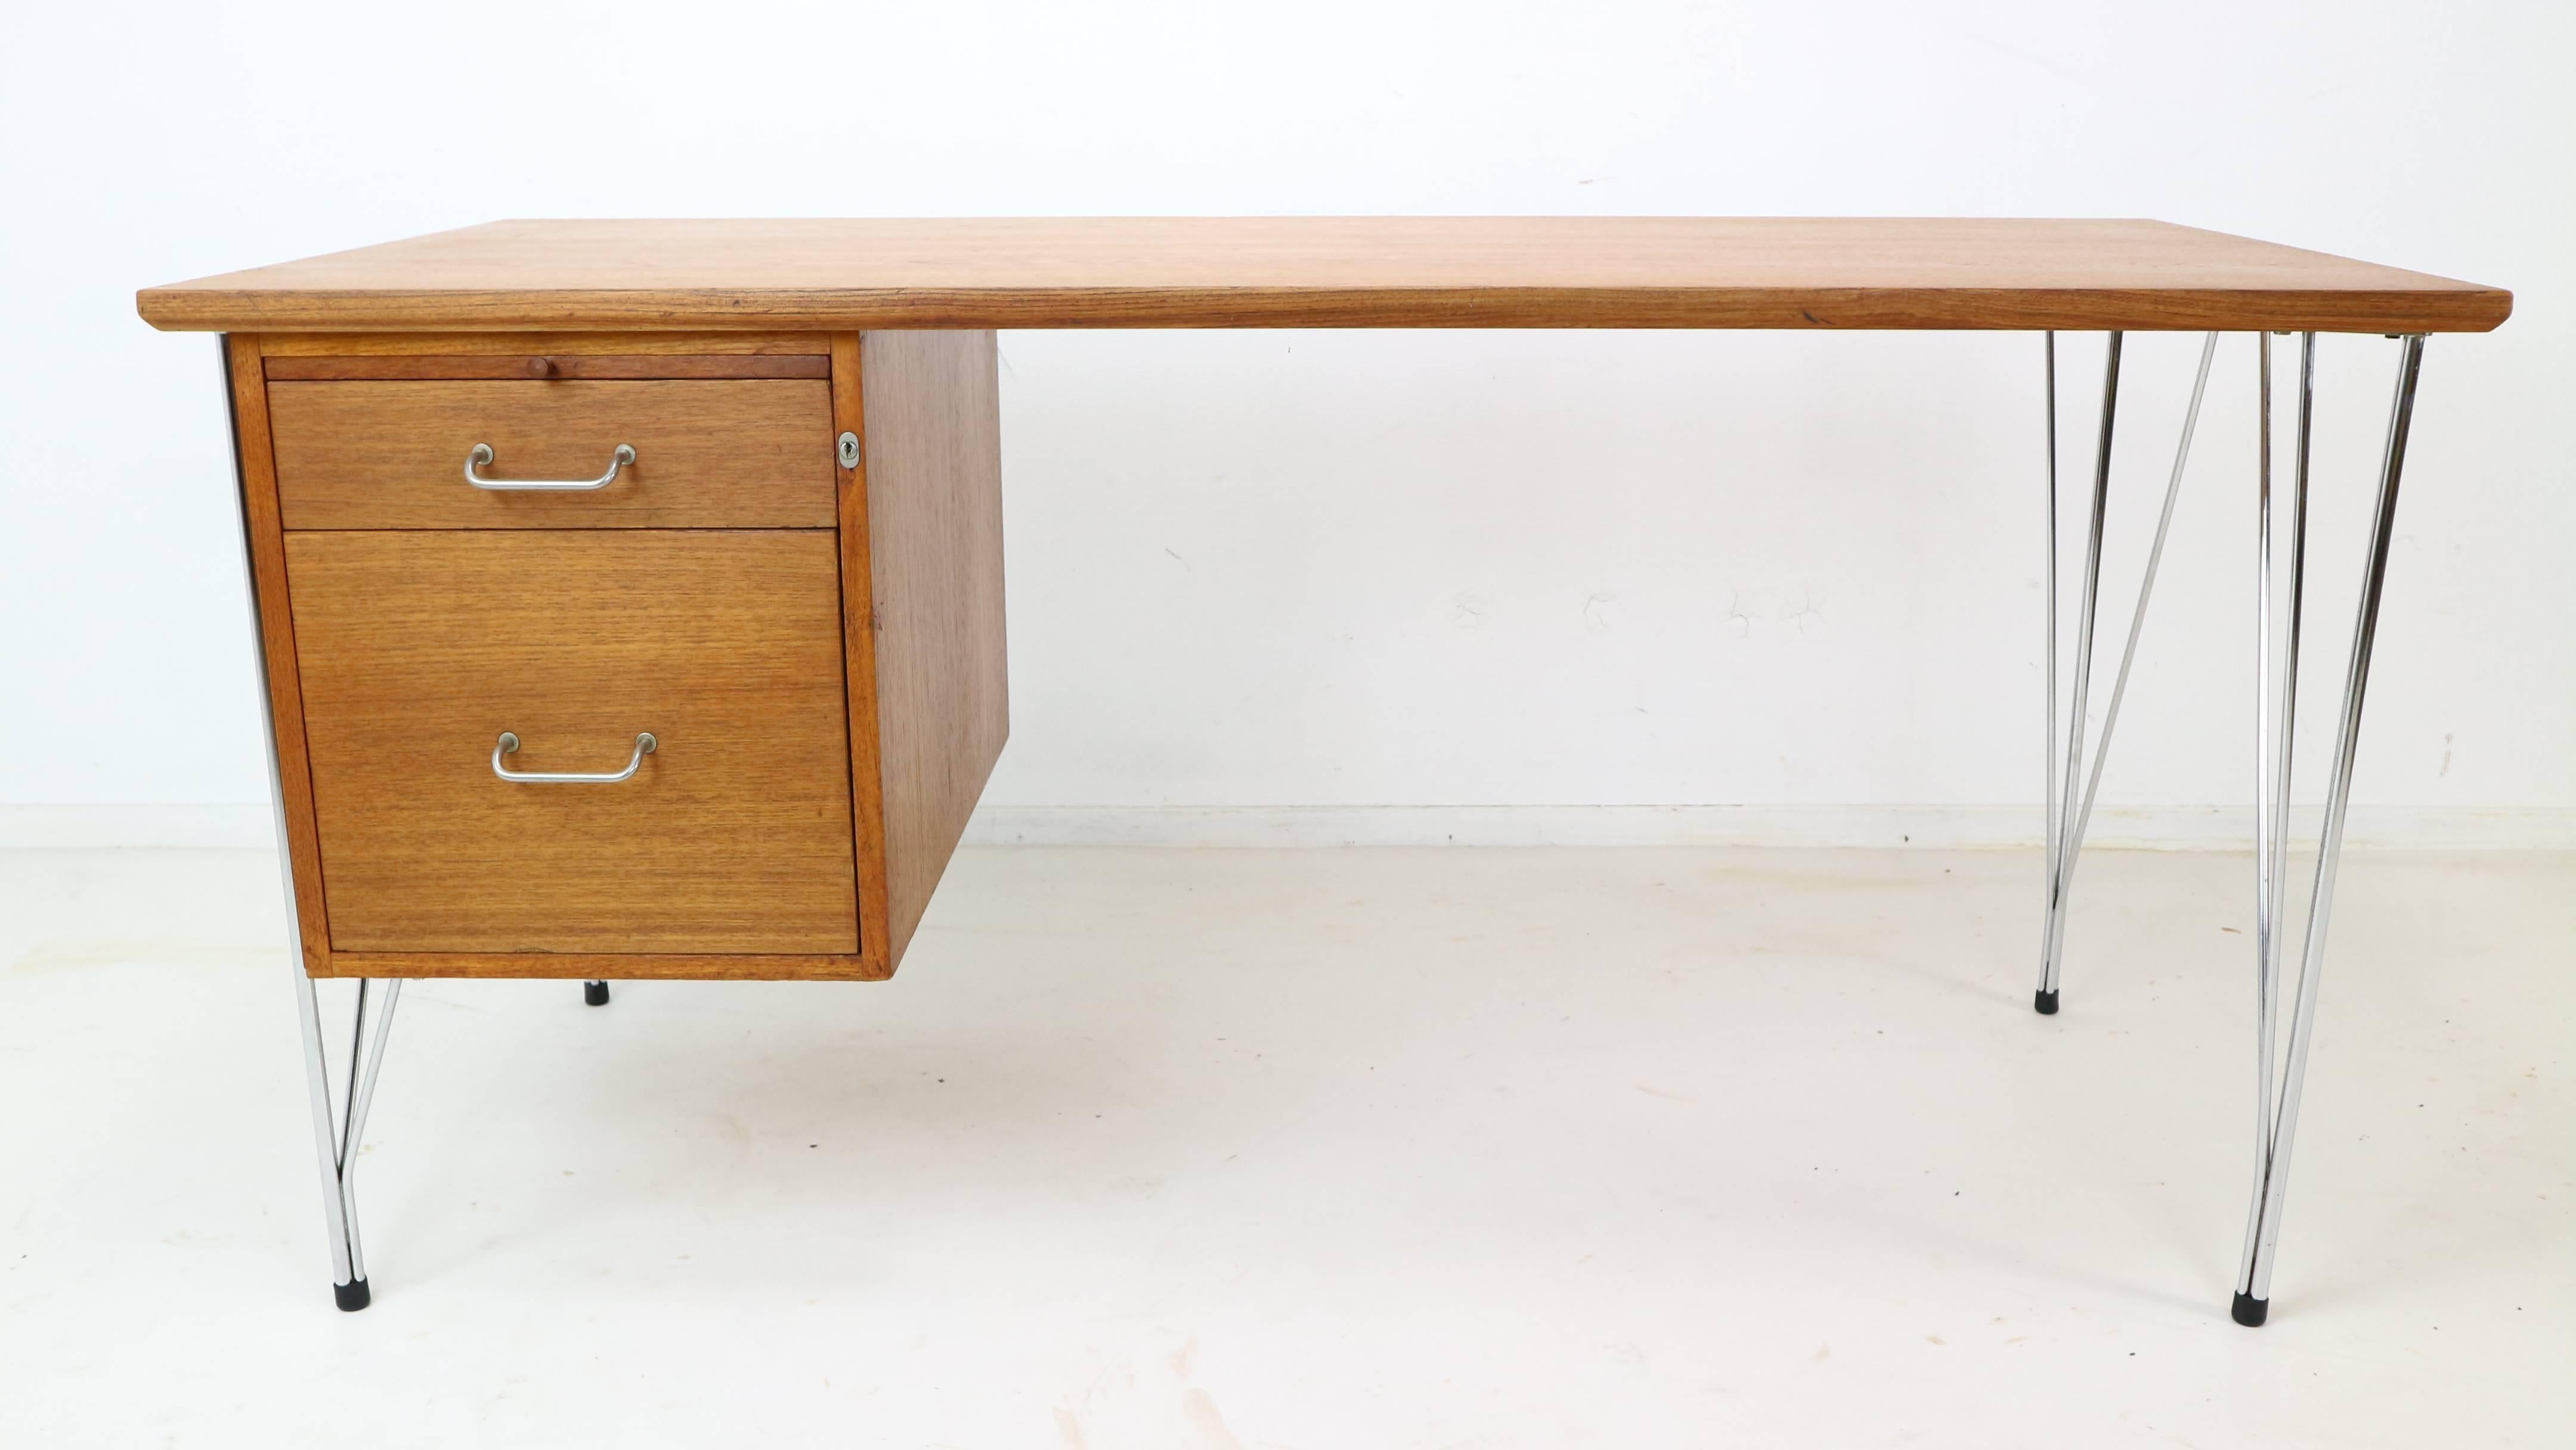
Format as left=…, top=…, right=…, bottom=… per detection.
left=465, top=442, right=636, bottom=491
left=492, top=732, right=657, bottom=783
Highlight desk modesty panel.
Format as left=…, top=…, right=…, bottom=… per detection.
left=138, top=220, right=2509, bottom=1324
left=138, top=216, right=2510, bottom=334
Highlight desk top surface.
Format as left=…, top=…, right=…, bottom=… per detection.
left=138, top=218, right=2509, bottom=335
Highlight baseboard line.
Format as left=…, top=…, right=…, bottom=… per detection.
left=0, top=805, right=286, bottom=850
left=6, top=803, right=2568, bottom=853
left=962, top=804, right=2569, bottom=850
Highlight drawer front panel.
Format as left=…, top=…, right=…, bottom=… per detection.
left=286, top=530, right=859, bottom=955
left=269, top=379, right=837, bottom=529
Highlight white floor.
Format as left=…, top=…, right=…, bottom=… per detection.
left=0, top=845, right=2566, bottom=1447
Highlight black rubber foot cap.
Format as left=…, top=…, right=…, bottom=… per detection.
left=2033, top=989, right=2060, bottom=1015
left=584, top=981, right=611, bottom=1006
left=2231, top=1291, right=2268, bottom=1327
left=334, top=1278, right=371, bottom=1312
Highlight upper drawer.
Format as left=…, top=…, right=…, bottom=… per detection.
left=267, top=379, right=838, bottom=529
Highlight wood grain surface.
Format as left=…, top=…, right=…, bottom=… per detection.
left=859, top=330, right=1010, bottom=967
left=830, top=333, right=896, bottom=976
left=268, top=379, right=836, bottom=529
left=138, top=218, right=2511, bottom=333
left=265, top=354, right=829, bottom=380
left=285, top=529, right=859, bottom=956
left=321, top=950, right=879, bottom=981
left=225, top=334, right=336, bottom=977
left=258, top=331, right=826, bottom=357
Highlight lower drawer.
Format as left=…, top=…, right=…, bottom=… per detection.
left=284, top=530, right=859, bottom=955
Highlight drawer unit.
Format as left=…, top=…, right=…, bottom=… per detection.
left=224, top=330, right=1008, bottom=981
left=267, top=377, right=838, bottom=529
left=286, top=529, right=859, bottom=955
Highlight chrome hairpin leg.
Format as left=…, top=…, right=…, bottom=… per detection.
left=222, top=335, right=405, bottom=1311
left=2231, top=333, right=2426, bottom=1327
left=2035, top=330, right=2218, bottom=1012
left=293, top=973, right=404, bottom=1310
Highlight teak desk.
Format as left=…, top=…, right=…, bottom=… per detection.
left=138, top=218, right=2513, bottom=1325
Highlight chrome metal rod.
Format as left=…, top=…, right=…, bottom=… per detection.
left=335, top=980, right=371, bottom=1281
left=2269, top=334, right=2318, bottom=1009
left=465, top=441, right=635, bottom=491
left=2233, top=334, right=2426, bottom=1324
left=2039, top=333, right=2062, bottom=1000
left=291, top=969, right=357, bottom=1288
left=350, top=980, right=404, bottom=1167
left=2241, top=334, right=2283, bottom=1292
left=226, top=336, right=365, bottom=1300
left=332, top=978, right=403, bottom=1288
left=2038, top=332, right=2122, bottom=996
left=338, top=980, right=369, bottom=1171
left=222, top=334, right=397, bottom=1312
left=2066, top=332, right=2218, bottom=850
left=2239, top=333, right=2313, bottom=1291
left=2040, top=329, right=2225, bottom=1009
left=493, top=730, right=657, bottom=783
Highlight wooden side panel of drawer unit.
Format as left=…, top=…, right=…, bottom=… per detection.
left=268, top=378, right=837, bottom=529
left=224, top=334, right=334, bottom=977
left=284, top=529, right=860, bottom=956
left=833, top=330, right=1009, bottom=975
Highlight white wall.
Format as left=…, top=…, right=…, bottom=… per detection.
left=4, top=1, right=2570, bottom=844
